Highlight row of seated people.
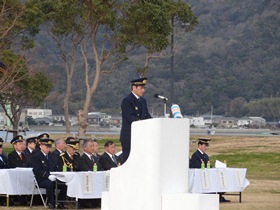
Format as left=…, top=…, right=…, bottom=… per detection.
left=0, top=134, right=121, bottom=209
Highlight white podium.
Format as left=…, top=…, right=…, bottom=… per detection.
left=102, top=118, right=219, bottom=210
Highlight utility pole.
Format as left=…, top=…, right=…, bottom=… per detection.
left=170, top=17, right=174, bottom=105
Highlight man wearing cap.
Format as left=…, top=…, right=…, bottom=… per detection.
left=189, top=138, right=230, bottom=202
left=32, top=136, right=66, bottom=209
left=120, top=77, right=152, bottom=163
left=24, top=137, right=37, bottom=167
left=8, top=135, right=28, bottom=168
left=0, top=138, right=9, bottom=169
left=57, top=137, right=80, bottom=171
left=189, top=138, right=211, bottom=169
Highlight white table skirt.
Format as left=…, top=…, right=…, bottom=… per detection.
left=0, top=168, right=35, bottom=195
left=51, top=171, right=110, bottom=199
left=188, top=168, right=250, bottom=193
left=0, top=168, right=249, bottom=197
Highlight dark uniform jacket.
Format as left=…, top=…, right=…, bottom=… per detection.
left=49, top=149, right=62, bottom=166
left=8, top=150, right=28, bottom=168
left=24, top=148, right=34, bottom=167
left=92, top=153, right=103, bottom=171
left=189, top=149, right=209, bottom=168
left=79, top=153, right=97, bottom=171
left=32, top=151, right=56, bottom=184
left=99, top=152, right=118, bottom=171
left=0, top=154, right=9, bottom=169
left=120, top=92, right=152, bottom=144
left=57, top=152, right=80, bottom=172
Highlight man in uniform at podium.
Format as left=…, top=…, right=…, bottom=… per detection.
left=120, top=77, right=152, bottom=163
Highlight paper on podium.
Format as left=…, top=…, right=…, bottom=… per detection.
left=215, top=160, right=227, bottom=168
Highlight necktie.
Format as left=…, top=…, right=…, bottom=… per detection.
left=19, top=153, right=22, bottom=160
left=90, top=155, right=94, bottom=162
left=112, top=155, right=117, bottom=164
left=46, top=154, right=48, bottom=159
left=70, top=155, right=73, bottom=160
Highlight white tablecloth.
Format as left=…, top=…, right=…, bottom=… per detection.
left=0, top=168, right=35, bottom=195
left=51, top=171, right=109, bottom=199
left=188, top=168, right=250, bottom=193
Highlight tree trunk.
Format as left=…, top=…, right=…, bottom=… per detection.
left=63, top=74, right=72, bottom=134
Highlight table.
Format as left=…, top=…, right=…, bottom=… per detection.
left=188, top=168, right=250, bottom=202
left=0, top=168, right=37, bottom=206
left=188, top=168, right=249, bottom=193
left=51, top=171, right=110, bottom=199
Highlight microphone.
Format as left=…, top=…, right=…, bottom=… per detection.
left=154, top=93, right=168, bottom=101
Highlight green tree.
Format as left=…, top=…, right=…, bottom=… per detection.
left=246, top=98, right=280, bottom=121
left=26, top=0, right=86, bottom=134
left=0, top=53, right=53, bottom=137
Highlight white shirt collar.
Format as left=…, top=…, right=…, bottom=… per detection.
left=198, top=148, right=204, bottom=154
left=132, top=91, right=140, bottom=99
left=84, top=152, right=92, bottom=159
left=105, top=151, right=113, bottom=159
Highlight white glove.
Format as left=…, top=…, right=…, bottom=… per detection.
left=48, top=175, right=56, bottom=181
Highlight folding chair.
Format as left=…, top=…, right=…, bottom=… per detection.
left=30, top=175, right=47, bottom=208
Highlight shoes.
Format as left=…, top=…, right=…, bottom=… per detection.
left=48, top=203, right=55, bottom=209
left=57, top=203, right=67, bottom=209
left=220, top=196, right=230, bottom=202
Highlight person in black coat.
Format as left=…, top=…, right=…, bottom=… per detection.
left=8, top=135, right=28, bottom=168
left=189, top=138, right=211, bottom=169
left=24, top=136, right=37, bottom=167
left=120, top=77, right=152, bottom=163
left=78, top=139, right=102, bottom=208
left=189, top=138, right=230, bottom=203
left=79, top=139, right=96, bottom=171
left=0, top=138, right=9, bottom=169
left=99, top=141, right=119, bottom=171
left=32, top=137, right=66, bottom=209
left=92, top=139, right=103, bottom=171
left=57, top=137, right=80, bottom=172
left=50, top=138, right=65, bottom=167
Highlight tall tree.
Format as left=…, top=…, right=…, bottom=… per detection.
left=26, top=0, right=86, bottom=133
left=77, top=0, right=197, bottom=138
left=0, top=52, right=53, bottom=137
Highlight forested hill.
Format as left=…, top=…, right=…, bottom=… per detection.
left=34, top=0, right=280, bottom=118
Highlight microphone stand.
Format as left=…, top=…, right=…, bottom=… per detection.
left=163, top=99, right=167, bottom=118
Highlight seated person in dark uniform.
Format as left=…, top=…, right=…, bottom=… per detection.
left=92, top=139, right=103, bottom=171
left=99, top=140, right=119, bottom=171
left=33, top=133, right=50, bottom=155
left=189, top=138, right=230, bottom=203
left=190, top=138, right=211, bottom=169
left=78, top=139, right=101, bottom=208
left=0, top=138, right=8, bottom=206
left=8, top=135, right=28, bottom=168
left=24, top=136, right=37, bottom=167
left=32, top=135, right=66, bottom=209
left=57, top=137, right=80, bottom=171
left=50, top=138, right=66, bottom=167
left=0, top=138, right=8, bottom=169
left=79, top=139, right=97, bottom=171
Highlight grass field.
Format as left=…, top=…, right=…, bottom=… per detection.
left=1, top=134, right=280, bottom=210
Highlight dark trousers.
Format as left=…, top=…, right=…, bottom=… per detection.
left=38, top=179, right=55, bottom=205
left=121, top=140, right=131, bottom=163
